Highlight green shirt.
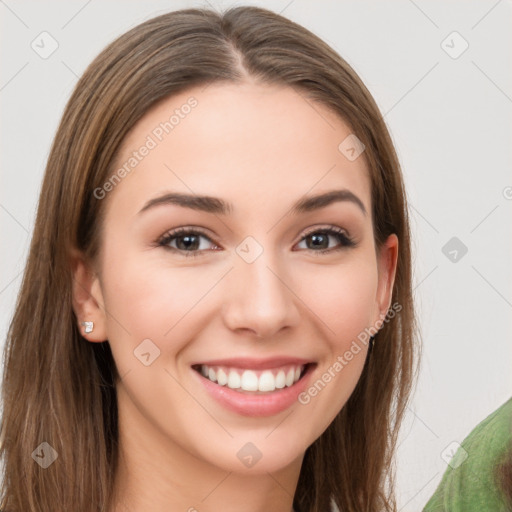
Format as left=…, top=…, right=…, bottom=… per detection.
left=423, top=396, right=512, bottom=511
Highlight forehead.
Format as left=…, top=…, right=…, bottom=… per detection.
left=106, top=82, right=371, bottom=220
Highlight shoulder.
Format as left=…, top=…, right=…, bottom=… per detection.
left=423, top=397, right=512, bottom=512
left=468, top=396, right=512, bottom=437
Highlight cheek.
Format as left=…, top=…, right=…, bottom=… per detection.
left=295, top=257, right=379, bottom=347
left=102, top=246, right=379, bottom=349
left=99, top=251, right=224, bottom=353
left=291, top=259, right=378, bottom=428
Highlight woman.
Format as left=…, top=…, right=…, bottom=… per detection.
left=0, top=6, right=418, bottom=511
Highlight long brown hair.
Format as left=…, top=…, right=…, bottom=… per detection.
left=0, top=6, right=419, bottom=511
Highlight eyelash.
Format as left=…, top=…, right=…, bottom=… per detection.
left=156, top=225, right=357, bottom=258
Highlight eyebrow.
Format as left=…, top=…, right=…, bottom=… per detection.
left=138, top=189, right=367, bottom=217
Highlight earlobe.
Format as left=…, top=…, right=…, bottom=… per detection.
left=69, top=248, right=108, bottom=342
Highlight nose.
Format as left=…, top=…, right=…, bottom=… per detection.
left=221, top=252, right=301, bottom=340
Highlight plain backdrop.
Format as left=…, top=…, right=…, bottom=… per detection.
left=1, top=1, right=511, bottom=510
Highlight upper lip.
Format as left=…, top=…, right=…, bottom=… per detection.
left=191, top=357, right=314, bottom=370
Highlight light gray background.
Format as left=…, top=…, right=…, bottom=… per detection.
left=1, top=1, right=511, bottom=510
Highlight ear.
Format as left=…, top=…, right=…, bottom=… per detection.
left=372, top=233, right=399, bottom=327
left=69, top=247, right=108, bottom=342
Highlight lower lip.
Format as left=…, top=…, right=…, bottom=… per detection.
left=192, top=365, right=315, bottom=417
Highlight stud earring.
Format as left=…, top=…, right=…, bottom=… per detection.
left=81, top=321, right=94, bottom=334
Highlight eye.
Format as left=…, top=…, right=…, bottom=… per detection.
left=156, top=224, right=357, bottom=258
left=157, top=227, right=218, bottom=258
left=295, top=225, right=356, bottom=254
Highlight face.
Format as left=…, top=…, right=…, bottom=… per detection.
left=72, top=82, right=397, bottom=475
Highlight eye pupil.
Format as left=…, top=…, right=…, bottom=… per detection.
left=177, top=234, right=199, bottom=250
left=309, top=233, right=328, bottom=249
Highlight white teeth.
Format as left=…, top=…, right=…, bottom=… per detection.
left=198, top=364, right=305, bottom=392
left=240, top=370, right=259, bottom=391
left=227, top=369, right=241, bottom=389
left=275, top=370, right=286, bottom=389
left=258, top=371, right=276, bottom=392
left=217, top=368, right=228, bottom=386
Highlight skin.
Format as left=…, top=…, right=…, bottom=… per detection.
left=71, top=81, right=398, bottom=512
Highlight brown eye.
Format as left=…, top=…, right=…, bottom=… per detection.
left=296, top=226, right=356, bottom=254
left=158, top=227, right=218, bottom=257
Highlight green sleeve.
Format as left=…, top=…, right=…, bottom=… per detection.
left=423, top=397, right=512, bottom=512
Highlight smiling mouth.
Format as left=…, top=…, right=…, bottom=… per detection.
left=191, top=363, right=314, bottom=394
